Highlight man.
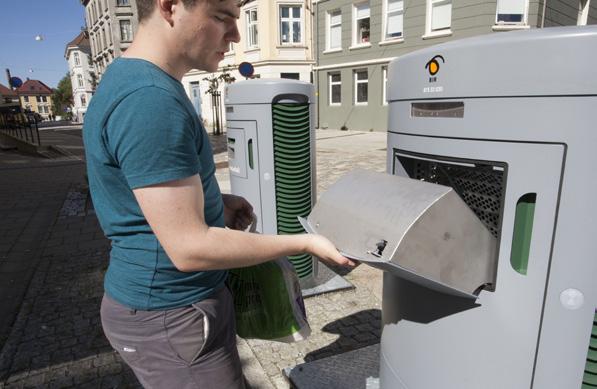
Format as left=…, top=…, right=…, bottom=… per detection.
left=82, top=0, right=355, bottom=388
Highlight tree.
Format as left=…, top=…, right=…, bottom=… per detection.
left=52, top=73, right=73, bottom=118
left=203, top=65, right=236, bottom=135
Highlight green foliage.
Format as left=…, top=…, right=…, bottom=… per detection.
left=51, top=73, right=73, bottom=115
left=203, top=65, right=236, bottom=95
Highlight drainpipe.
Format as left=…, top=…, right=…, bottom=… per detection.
left=313, top=0, right=320, bottom=128
left=541, top=0, right=547, bottom=28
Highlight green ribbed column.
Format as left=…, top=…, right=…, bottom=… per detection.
left=272, top=103, right=313, bottom=278
left=582, top=311, right=597, bottom=388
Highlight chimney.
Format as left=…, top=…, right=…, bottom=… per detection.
left=6, top=68, right=11, bottom=89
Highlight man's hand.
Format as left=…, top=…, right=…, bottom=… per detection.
left=222, top=194, right=254, bottom=231
left=305, top=234, right=356, bottom=268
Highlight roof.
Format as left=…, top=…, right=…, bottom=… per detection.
left=0, top=83, right=18, bottom=97
left=65, top=31, right=91, bottom=58
left=17, top=79, right=53, bottom=95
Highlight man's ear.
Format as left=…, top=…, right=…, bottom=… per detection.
left=157, top=0, right=176, bottom=26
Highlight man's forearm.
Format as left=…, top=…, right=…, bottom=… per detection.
left=171, top=227, right=311, bottom=272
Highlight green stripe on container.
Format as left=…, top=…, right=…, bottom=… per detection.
left=272, top=103, right=313, bottom=278
left=510, top=193, right=536, bottom=275
left=582, top=311, right=597, bottom=388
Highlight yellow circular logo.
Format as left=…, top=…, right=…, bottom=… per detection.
left=425, top=55, right=445, bottom=76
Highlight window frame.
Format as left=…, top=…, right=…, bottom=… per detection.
left=382, top=66, right=388, bottom=106
left=326, top=9, right=342, bottom=51
left=119, top=19, right=133, bottom=42
left=424, top=0, right=452, bottom=38
left=382, top=0, right=404, bottom=42
left=74, top=52, right=81, bottom=66
left=352, top=2, right=371, bottom=47
left=328, top=72, right=342, bottom=106
left=578, top=0, right=590, bottom=25
left=77, top=74, right=84, bottom=88
left=353, top=69, right=368, bottom=106
left=494, top=0, right=528, bottom=25
left=245, top=7, right=259, bottom=49
left=279, top=4, right=303, bottom=45
left=116, top=0, right=130, bottom=6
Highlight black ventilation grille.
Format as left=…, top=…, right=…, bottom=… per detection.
left=396, top=151, right=506, bottom=238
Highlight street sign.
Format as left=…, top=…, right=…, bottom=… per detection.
left=238, top=62, right=254, bottom=78
left=9, top=77, right=23, bottom=88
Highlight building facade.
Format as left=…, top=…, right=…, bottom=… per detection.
left=81, top=0, right=139, bottom=79
left=65, top=31, right=95, bottom=122
left=17, top=80, right=55, bottom=120
left=314, top=0, right=597, bottom=131
left=182, top=0, right=316, bottom=126
left=0, top=83, right=20, bottom=109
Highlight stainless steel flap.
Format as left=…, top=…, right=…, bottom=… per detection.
left=304, top=169, right=497, bottom=299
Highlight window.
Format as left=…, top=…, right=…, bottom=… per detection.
left=353, top=3, right=370, bottom=45
left=280, top=73, right=300, bottom=80
left=384, top=0, right=404, bottom=39
left=117, top=0, right=130, bottom=5
left=101, top=27, right=107, bottom=48
left=81, top=95, right=87, bottom=107
left=354, top=69, right=368, bottom=105
left=74, top=52, right=81, bottom=66
left=280, top=5, right=302, bottom=44
left=246, top=8, right=258, bottom=49
left=329, top=72, right=341, bottom=105
left=120, top=20, right=133, bottom=41
left=496, top=0, right=526, bottom=24
left=36, top=96, right=48, bottom=103
left=382, top=66, right=388, bottom=105
left=427, top=0, right=452, bottom=33
left=78, top=74, right=84, bottom=88
left=327, top=10, right=342, bottom=50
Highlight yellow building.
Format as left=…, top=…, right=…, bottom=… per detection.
left=17, top=79, right=55, bottom=120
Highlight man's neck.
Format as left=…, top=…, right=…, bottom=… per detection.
left=121, top=24, right=189, bottom=81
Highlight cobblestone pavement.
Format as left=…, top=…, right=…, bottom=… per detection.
left=0, top=127, right=387, bottom=389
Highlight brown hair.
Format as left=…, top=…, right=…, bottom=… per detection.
left=136, top=0, right=248, bottom=23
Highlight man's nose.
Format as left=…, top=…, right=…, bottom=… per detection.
left=226, top=23, right=241, bottom=44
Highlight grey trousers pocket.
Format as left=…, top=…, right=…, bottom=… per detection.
left=164, top=304, right=208, bottom=365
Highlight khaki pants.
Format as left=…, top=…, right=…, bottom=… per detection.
left=100, top=287, right=245, bottom=389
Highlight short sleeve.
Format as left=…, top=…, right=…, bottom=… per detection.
left=105, top=87, right=200, bottom=189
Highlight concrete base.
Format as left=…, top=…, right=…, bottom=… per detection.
left=300, top=262, right=354, bottom=298
left=284, top=344, right=380, bottom=389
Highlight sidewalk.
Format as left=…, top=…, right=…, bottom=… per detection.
left=0, top=127, right=387, bottom=389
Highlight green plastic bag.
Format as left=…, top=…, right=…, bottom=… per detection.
left=228, top=257, right=311, bottom=343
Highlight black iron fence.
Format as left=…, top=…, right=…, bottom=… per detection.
left=0, top=112, right=41, bottom=146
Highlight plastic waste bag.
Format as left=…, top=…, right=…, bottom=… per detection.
left=228, top=257, right=311, bottom=343
left=228, top=214, right=311, bottom=342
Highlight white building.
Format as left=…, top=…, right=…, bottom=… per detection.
left=65, top=31, right=95, bottom=123
left=182, top=0, right=316, bottom=128
left=81, top=0, right=139, bottom=79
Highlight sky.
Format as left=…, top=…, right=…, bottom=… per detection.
left=0, top=0, right=86, bottom=88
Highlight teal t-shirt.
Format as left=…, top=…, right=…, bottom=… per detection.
left=83, top=58, right=227, bottom=310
